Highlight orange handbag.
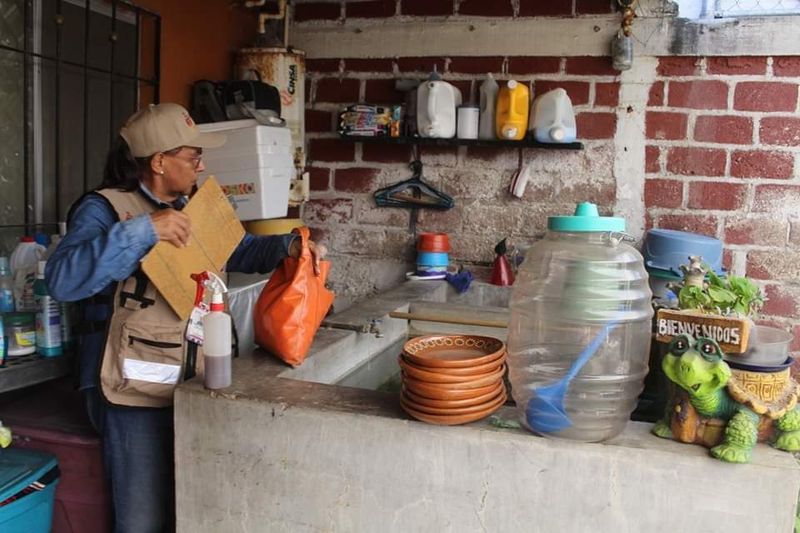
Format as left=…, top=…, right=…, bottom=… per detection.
left=254, top=227, right=334, bottom=366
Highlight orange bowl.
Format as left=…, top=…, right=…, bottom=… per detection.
left=403, top=335, right=506, bottom=369
left=417, top=232, right=451, bottom=253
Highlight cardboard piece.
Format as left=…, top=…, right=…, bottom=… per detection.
left=142, top=177, right=245, bottom=320
left=656, top=308, right=751, bottom=354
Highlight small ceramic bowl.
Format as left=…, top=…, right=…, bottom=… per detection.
left=724, top=326, right=793, bottom=367
left=402, top=335, right=506, bottom=368
left=417, top=232, right=451, bottom=253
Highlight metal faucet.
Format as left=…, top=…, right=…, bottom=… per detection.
left=368, top=319, right=384, bottom=338
left=320, top=318, right=384, bottom=338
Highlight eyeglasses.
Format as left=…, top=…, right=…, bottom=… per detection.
left=164, top=151, right=203, bottom=169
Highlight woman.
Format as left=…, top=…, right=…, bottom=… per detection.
left=46, top=103, right=322, bottom=532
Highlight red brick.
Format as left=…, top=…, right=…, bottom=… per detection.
left=747, top=250, right=800, bottom=281
left=306, top=58, right=341, bottom=73
left=668, top=80, right=728, bottom=110
left=594, top=82, right=619, bottom=107
left=753, top=184, right=800, bottom=213
left=656, top=214, right=718, bottom=237
left=645, top=146, right=660, bottom=174
left=362, top=142, right=410, bottom=162
left=687, top=182, right=746, bottom=210
left=773, top=57, right=800, bottom=77
left=694, top=115, right=753, bottom=144
left=449, top=56, right=505, bottom=74
left=724, top=217, right=788, bottom=246
left=401, top=0, right=453, bottom=16
left=518, top=0, right=573, bottom=16
left=507, top=57, right=561, bottom=75
left=731, top=150, right=794, bottom=179
left=576, top=112, right=616, bottom=139
left=644, top=179, right=682, bottom=208
left=534, top=81, right=590, bottom=105
left=646, top=111, right=688, bottom=140
left=657, top=57, right=701, bottom=77
left=305, top=109, right=333, bottom=133
left=344, top=59, right=394, bottom=72
left=364, top=79, right=403, bottom=104
left=316, top=78, right=360, bottom=103
left=307, top=167, right=330, bottom=191
left=575, top=0, right=614, bottom=14
left=309, top=138, right=355, bottom=162
left=294, top=2, right=341, bottom=22
left=707, top=57, right=767, bottom=75
left=666, top=147, right=726, bottom=177
left=458, top=0, right=513, bottom=16
left=334, top=168, right=381, bottom=192
left=761, top=117, right=800, bottom=147
left=762, top=285, right=800, bottom=318
left=565, top=56, right=618, bottom=76
left=396, top=57, right=446, bottom=73
left=722, top=249, right=733, bottom=272
left=648, top=81, right=665, bottom=107
left=346, top=0, right=395, bottom=18
left=734, top=82, right=798, bottom=112
left=304, top=198, right=354, bottom=225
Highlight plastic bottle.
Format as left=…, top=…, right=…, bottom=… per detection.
left=0, top=257, right=14, bottom=313
left=0, top=314, right=5, bottom=365
left=495, top=80, right=530, bottom=141
left=34, top=260, right=62, bottom=357
left=203, top=273, right=231, bottom=389
left=10, top=237, right=46, bottom=312
left=531, top=88, right=577, bottom=143
left=478, top=74, right=499, bottom=140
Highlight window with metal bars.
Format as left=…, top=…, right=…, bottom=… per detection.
left=0, top=0, right=160, bottom=254
left=677, top=0, right=800, bottom=18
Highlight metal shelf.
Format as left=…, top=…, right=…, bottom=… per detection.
left=0, top=354, right=73, bottom=394
left=339, top=134, right=583, bottom=150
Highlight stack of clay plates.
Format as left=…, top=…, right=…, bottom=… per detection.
left=399, top=335, right=507, bottom=425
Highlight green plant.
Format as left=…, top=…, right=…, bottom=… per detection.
left=677, top=270, right=764, bottom=317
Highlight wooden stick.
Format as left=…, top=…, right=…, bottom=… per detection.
left=389, top=311, right=508, bottom=329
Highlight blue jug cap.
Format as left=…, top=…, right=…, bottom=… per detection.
left=547, top=202, right=626, bottom=232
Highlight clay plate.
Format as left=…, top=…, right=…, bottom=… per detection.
left=400, top=352, right=506, bottom=376
left=402, top=365, right=505, bottom=390
left=402, top=382, right=504, bottom=409
left=403, top=379, right=501, bottom=401
left=400, top=392, right=506, bottom=425
left=401, top=389, right=506, bottom=416
left=398, top=356, right=504, bottom=383
left=403, top=335, right=506, bottom=369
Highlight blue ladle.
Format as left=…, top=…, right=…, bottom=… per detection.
left=526, top=322, right=619, bottom=434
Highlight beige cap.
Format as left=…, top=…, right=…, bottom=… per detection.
left=120, top=103, right=226, bottom=158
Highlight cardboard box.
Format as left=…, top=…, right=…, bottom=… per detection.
left=141, top=177, right=245, bottom=320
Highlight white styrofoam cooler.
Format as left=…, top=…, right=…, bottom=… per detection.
left=198, top=119, right=294, bottom=221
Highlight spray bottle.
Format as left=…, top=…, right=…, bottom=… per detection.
left=203, top=272, right=232, bottom=389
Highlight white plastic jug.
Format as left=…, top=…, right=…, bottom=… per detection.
left=10, top=237, right=46, bottom=312
left=531, top=88, right=577, bottom=143
left=416, top=81, right=462, bottom=138
left=478, top=74, right=499, bottom=140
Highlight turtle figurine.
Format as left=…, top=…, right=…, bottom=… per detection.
left=652, top=333, right=800, bottom=463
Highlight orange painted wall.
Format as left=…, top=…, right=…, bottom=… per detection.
left=136, top=0, right=258, bottom=107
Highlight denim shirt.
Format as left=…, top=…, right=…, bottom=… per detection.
left=46, top=184, right=295, bottom=390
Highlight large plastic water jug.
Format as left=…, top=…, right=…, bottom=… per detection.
left=478, top=74, right=499, bottom=140
left=10, top=237, right=46, bottom=312
left=416, top=81, right=462, bottom=138
left=507, top=203, right=653, bottom=442
left=495, top=80, right=529, bottom=141
left=531, top=88, right=577, bottom=143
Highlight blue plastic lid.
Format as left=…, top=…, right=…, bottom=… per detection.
left=0, top=448, right=59, bottom=501
left=547, top=202, right=626, bottom=232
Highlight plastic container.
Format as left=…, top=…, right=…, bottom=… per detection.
left=10, top=237, right=45, bottom=313
left=478, top=74, right=499, bottom=140
left=531, top=88, right=577, bottom=143
left=643, top=229, right=723, bottom=275
left=507, top=202, right=653, bottom=442
left=416, top=252, right=449, bottom=267
left=203, top=273, right=232, bottom=390
left=456, top=105, right=479, bottom=140
left=0, top=448, right=59, bottom=533
left=725, top=325, right=792, bottom=367
left=417, top=233, right=450, bottom=253
left=4, top=313, right=36, bottom=357
left=495, top=80, right=529, bottom=141
left=34, top=261, right=62, bottom=357
left=198, top=120, right=293, bottom=221
left=0, top=257, right=14, bottom=313
left=416, top=80, right=462, bottom=139
left=0, top=314, right=5, bottom=365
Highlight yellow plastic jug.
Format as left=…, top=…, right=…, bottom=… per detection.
left=495, top=80, right=530, bottom=141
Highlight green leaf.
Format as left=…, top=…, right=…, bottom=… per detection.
left=707, top=269, right=725, bottom=289
left=708, top=286, right=737, bottom=304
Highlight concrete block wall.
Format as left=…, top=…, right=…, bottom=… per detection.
left=294, top=1, right=800, bottom=341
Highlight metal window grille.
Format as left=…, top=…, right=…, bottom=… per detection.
left=680, top=0, right=800, bottom=18
left=0, top=0, right=160, bottom=253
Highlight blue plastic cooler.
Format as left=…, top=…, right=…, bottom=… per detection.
left=0, top=448, right=60, bottom=533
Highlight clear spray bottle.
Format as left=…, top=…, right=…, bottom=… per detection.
left=202, top=273, right=232, bottom=389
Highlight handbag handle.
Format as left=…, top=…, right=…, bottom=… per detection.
left=292, top=226, right=312, bottom=258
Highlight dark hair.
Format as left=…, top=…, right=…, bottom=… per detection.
left=99, top=136, right=151, bottom=191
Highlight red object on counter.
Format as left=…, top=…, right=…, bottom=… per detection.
left=417, top=232, right=450, bottom=253
left=489, top=238, right=515, bottom=286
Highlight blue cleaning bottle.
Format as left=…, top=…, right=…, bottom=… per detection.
left=34, top=260, right=62, bottom=357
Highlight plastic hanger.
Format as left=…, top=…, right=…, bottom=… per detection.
left=373, top=160, right=454, bottom=210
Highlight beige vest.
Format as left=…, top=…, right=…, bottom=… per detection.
left=97, top=188, right=203, bottom=408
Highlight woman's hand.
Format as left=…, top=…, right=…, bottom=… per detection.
left=289, top=238, right=327, bottom=275
left=150, top=209, right=191, bottom=248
